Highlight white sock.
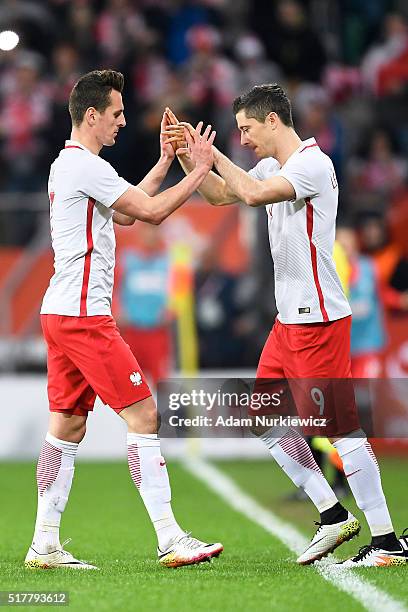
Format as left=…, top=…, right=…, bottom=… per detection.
left=127, top=433, right=184, bottom=550
left=333, top=432, right=394, bottom=536
left=32, top=433, right=78, bottom=553
left=261, top=428, right=338, bottom=512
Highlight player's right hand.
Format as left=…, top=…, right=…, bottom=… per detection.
left=162, top=113, right=210, bottom=159
left=185, top=121, right=216, bottom=170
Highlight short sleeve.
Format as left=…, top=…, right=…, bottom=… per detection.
left=249, top=158, right=281, bottom=181
left=277, top=156, right=320, bottom=201
left=248, top=161, right=265, bottom=180
left=79, top=155, right=131, bottom=207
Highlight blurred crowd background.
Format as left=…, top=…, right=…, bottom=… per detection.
left=0, top=0, right=407, bottom=378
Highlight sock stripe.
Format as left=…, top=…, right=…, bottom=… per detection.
left=365, top=441, right=380, bottom=472
left=279, top=432, right=323, bottom=473
left=128, top=444, right=142, bottom=489
left=37, top=441, right=62, bottom=496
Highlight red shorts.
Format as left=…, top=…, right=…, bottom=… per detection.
left=41, top=315, right=152, bottom=416
left=251, top=316, right=360, bottom=436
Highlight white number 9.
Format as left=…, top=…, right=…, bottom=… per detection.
left=311, top=387, right=325, bottom=415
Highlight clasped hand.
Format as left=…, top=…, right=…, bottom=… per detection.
left=161, top=108, right=216, bottom=168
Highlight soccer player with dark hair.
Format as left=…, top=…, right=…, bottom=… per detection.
left=164, top=84, right=407, bottom=567
left=25, top=70, right=223, bottom=570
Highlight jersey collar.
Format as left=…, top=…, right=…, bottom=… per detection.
left=280, top=137, right=318, bottom=168
left=64, top=139, right=90, bottom=152
left=297, top=137, right=318, bottom=154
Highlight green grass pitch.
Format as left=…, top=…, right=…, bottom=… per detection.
left=0, top=457, right=406, bottom=611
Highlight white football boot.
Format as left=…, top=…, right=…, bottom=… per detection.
left=297, top=512, right=361, bottom=565
left=337, top=543, right=406, bottom=567
left=158, top=533, right=223, bottom=568
left=399, top=527, right=408, bottom=560
left=25, top=539, right=98, bottom=570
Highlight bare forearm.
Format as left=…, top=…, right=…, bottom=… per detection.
left=214, top=148, right=297, bottom=205
left=112, top=165, right=209, bottom=225
left=150, top=164, right=209, bottom=223
left=178, top=154, right=238, bottom=205
left=137, top=155, right=173, bottom=196
left=114, top=120, right=217, bottom=223
left=212, top=148, right=263, bottom=206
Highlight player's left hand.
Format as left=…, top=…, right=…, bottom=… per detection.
left=185, top=121, right=216, bottom=170
left=160, top=111, right=177, bottom=161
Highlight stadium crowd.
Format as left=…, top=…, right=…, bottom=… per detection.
left=0, top=0, right=407, bottom=369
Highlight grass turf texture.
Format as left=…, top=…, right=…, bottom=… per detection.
left=0, top=458, right=406, bottom=611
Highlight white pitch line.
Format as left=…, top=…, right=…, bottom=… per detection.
left=185, top=459, right=407, bottom=612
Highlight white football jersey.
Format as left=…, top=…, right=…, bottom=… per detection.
left=41, top=140, right=131, bottom=316
left=249, top=137, right=351, bottom=324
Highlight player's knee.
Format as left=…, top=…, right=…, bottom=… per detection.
left=249, top=415, right=285, bottom=440
left=142, top=403, right=159, bottom=432
left=121, top=397, right=159, bottom=433
left=64, top=421, right=86, bottom=443
left=49, top=414, right=87, bottom=443
left=250, top=422, right=269, bottom=437
left=77, top=422, right=87, bottom=441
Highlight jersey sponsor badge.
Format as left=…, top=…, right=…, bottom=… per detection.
left=298, top=307, right=311, bottom=314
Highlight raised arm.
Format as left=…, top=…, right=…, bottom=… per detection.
left=164, top=111, right=296, bottom=207
left=137, top=111, right=177, bottom=196
left=178, top=146, right=239, bottom=206
left=112, top=124, right=216, bottom=225
left=113, top=111, right=175, bottom=226
left=164, top=109, right=239, bottom=206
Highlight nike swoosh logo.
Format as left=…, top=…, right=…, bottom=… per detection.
left=158, top=551, right=171, bottom=558
left=304, top=535, right=326, bottom=551
left=344, top=469, right=362, bottom=478
left=160, top=461, right=166, bottom=466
